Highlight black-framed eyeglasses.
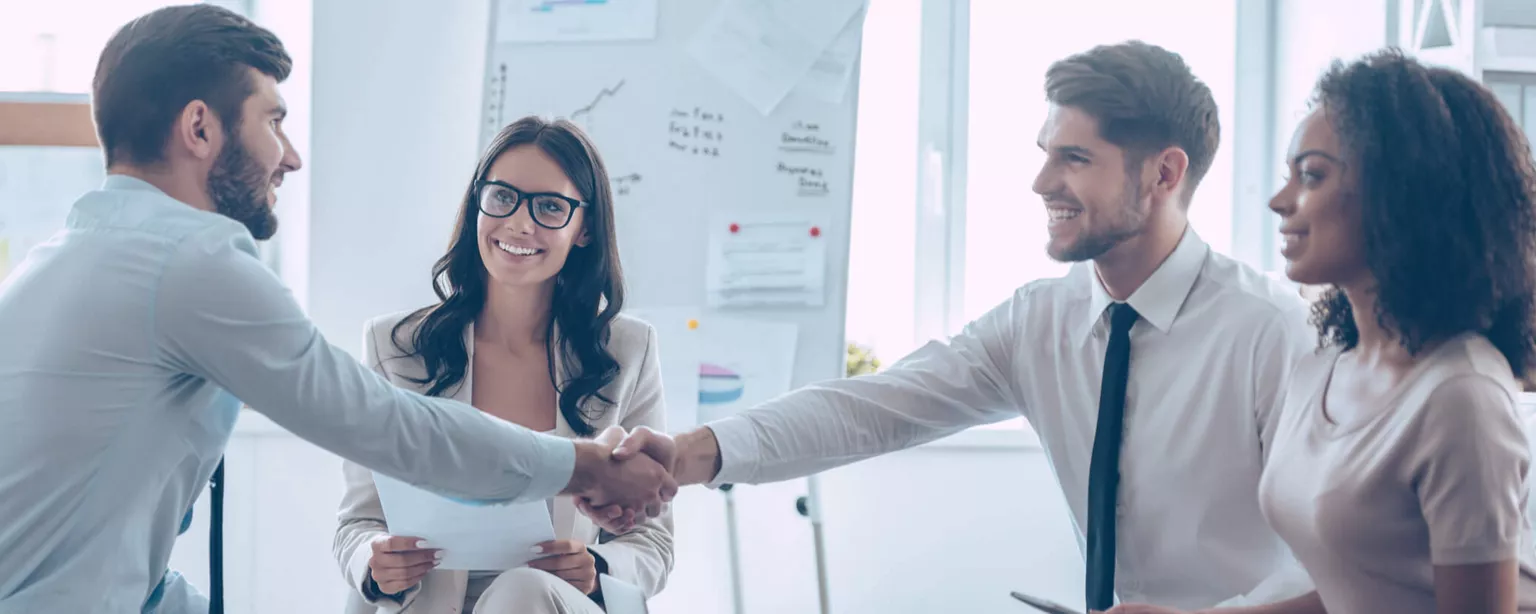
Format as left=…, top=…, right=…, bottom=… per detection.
left=475, top=179, right=585, bottom=230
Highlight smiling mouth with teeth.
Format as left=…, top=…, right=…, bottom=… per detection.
left=1048, top=209, right=1081, bottom=221
left=494, top=240, right=542, bottom=256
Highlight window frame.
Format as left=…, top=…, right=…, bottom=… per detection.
left=911, top=0, right=1282, bottom=340
left=0, top=0, right=283, bottom=280
left=904, top=0, right=1278, bottom=438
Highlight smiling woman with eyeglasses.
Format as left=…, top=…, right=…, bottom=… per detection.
left=333, top=116, right=673, bottom=614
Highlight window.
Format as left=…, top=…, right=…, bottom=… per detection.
left=844, top=0, right=922, bottom=366
left=842, top=0, right=1248, bottom=435
left=963, top=0, right=1238, bottom=322
left=0, top=2, right=210, bottom=282
left=0, top=1, right=278, bottom=284
left=1487, top=74, right=1536, bottom=148
left=0, top=1, right=250, bottom=94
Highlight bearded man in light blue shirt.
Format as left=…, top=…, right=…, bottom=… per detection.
left=0, top=6, right=672, bottom=613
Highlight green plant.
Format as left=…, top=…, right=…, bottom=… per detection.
left=846, top=341, right=882, bottom=377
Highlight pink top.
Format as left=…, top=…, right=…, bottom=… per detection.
left=1260, top=333, right=1536, bottom=613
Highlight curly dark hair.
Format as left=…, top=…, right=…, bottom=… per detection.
left=1306, top=49, right=1536, bottom=384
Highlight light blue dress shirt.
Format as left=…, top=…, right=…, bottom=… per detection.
left=0, top=175, right=576, bottom=613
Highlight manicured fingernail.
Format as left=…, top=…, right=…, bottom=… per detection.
left=530, top=545, right=544, bottom=554
left=416, top=540, right=432, bottom=549
left=433, top=551, right=443, bottom=560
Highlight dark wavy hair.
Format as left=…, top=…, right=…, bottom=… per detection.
left=1307, top=49, right=1536, bottom=384
left=391, top=117, right=624, bottom=435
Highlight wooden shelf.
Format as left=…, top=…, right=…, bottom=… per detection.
left=0, top=100, right=97, bottom=147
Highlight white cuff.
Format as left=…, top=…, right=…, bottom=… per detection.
left=704, top=417, right=760, bottom=487
left=348, top=545, right=379, bottom=600
left=520, top=433, right=577, bottom=502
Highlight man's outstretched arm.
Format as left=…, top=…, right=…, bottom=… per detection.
left=156, top=225, right=673, bottom=518
left=583, top=296, right=1035, bottom=530
left=672, top=295, right=1028, bottom=487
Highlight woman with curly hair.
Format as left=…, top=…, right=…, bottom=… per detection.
left=1106, top=51, right=1536, bottom=614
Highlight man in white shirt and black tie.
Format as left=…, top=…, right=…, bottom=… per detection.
left=592, top=41, right=1316, bottom=612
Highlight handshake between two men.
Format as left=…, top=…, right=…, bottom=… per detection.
left=563, top=426, right=721, bottom=533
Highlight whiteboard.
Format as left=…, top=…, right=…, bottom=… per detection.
left=481, top=0, right=863, bottom=419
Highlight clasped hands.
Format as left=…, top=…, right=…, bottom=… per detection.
left=566, top=425, right=686, bottom=533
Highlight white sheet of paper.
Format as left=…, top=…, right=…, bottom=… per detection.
left=705, top=212, right=829, bottom=308
left=686, top=0, right=866, bottom=115
left=497, top=0, right=658, bottom=43
left=695, top=315, right=798, bottom=423
left=373, top=472, right=555, bottom=571
left=599, top=574, right=649, bottom=613
left=790, top=7, right=866, bottom=105
left=622, top=307, right=703, bottom=430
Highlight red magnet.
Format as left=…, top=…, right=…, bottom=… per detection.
left=809, top=226, right=821, bottom=238
left=729, top=223, right=740, bottom=233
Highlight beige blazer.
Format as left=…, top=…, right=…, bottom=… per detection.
left=335, top=309, right=674, bottom=613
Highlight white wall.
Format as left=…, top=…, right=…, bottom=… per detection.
left=306, top=0, right=491, bottom=344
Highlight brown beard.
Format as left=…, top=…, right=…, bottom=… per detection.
left=207, top=134, right=279, bottom=240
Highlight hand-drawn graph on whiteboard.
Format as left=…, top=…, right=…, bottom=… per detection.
left=484, top=73, right=645, bottom=198
left=483, top=63, right=510, bottom=143
left=569, top=79, right=644, bottom=197
left=497, top=0, right=659, bottom=44
left=569, top=79, right=625, bottom=133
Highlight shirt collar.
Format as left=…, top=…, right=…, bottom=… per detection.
left=101, top=173, right=168, bottom=195
left=1080, top=226, right=1210, bottom=342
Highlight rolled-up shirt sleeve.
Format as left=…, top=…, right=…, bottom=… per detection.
left=153, top=226, right=573, bottom=503
left=707, top=290, right=1027, bottom=486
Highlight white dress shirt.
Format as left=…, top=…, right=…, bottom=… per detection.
left=707, top=229, right=1316, bottom=608
left=0, top=176, right=575, bottom=613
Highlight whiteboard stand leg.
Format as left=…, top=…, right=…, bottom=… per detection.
left=720, top=484, right=746, bottom=614
left=796, top=475, right=832, bottom=614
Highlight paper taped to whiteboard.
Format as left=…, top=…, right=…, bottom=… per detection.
left=686, top=0, right=866, bottom=115
left=497, top=0, right=658, bottom=44
left=790, top=7, right=866, bottom=105
left=623, top=307, right=703, bottom=430
left=695, top=315, right=798, bottom=423
left=705, top=212, right=829, bottom=308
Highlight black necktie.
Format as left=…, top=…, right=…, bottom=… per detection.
left=210, top=457, right=224, bottom=614
left=1086, top=303, right=1138, bottom=611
